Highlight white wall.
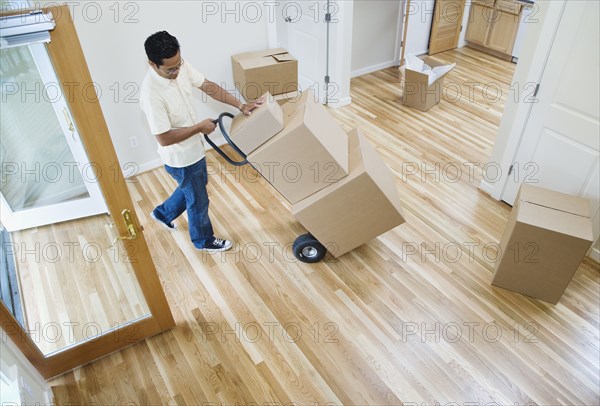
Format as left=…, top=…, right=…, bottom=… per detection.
left=39, top=1, right=270, bottom=174
left=351, top=0, right=401, bottom=77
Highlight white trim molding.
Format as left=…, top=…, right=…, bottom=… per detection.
left=479, top=0, right=567, bottom=201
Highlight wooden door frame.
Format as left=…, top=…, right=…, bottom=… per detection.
left=0, top=5, right=175, bottom=379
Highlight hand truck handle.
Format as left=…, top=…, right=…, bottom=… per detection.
left=203, top=112, right=248, bottom=167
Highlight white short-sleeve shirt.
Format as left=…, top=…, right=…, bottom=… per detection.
left=140, top=62, right=206, bottom=168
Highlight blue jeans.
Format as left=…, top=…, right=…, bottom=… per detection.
left=153, top=158, right=214, bottom=248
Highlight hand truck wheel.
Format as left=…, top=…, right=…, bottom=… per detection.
left=292, top=233, right=327, bottom=263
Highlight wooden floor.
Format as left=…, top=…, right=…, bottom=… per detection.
left=49, top=47, right=600, bottom=405
left=12, top=214, right=150, bottom=355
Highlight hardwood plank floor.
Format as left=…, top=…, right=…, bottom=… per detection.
left=49, top=47, right=600, bottom=405
left=11, top=214, right=150, bottom=355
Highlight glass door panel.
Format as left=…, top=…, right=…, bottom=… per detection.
left=0, top=43, right=107, bottom=232
left=2, top=214, right=152, bottom=356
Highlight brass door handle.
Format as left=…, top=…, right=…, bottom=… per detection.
left=112, top=209, right=138, bottom=246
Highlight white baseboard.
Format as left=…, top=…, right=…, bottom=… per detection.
left=589, top=247, right=600, bottom=263
left=478, top=180, right=497, bottom=198
left=125, top=135, right=228, bottom=178
left=328, top=96, right=352, bottom=109
left=351, top=60, right=398, bottom=78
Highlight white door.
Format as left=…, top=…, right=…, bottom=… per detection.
left=501, top=1, right=599, bottom=239
left=0, top=43, right=107, bottom=232
left=276, top=0, right=330, bottom=103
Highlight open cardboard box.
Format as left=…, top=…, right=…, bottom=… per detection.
left=248, top=90, right=348, bottom=204
left=292, top=127, right=405, bottom=257
left=399, top=55, right=455, bottom=112
left=228, top=92, right=284, bottom=155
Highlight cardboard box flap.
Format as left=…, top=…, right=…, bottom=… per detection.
left=230, top=92, right=281, bottom=134
left=242, top=57, right=279, bottom=69
left=519, top=202, right=594, bottom=242
left=303, top=100, right=350, bottom=174
left=347, top=128, right=364, bottom=171
left=234, top=48, right=288, bottom=61
left=355, top=129, right=403, bottom=214
left=403, top=54, right=455, bottom=85
left=281, top=97, right=307, bottom=128
left=281, top=91, right=310, bottom=115
left=272, top=53, right=295, bottom=62
left=519, top=184, right=591, bottom=218
left=236, top=49, right=295, bottom=69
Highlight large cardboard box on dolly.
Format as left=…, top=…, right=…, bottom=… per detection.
left=292, top=127, right=406, bottom=257
left=491, top=184, right=594, bottom=304
left=228, top=92, right=284, bottom=155
left=247, top=90, right=349, bottom=204
left=400, top=55, right=455, bottom=112
left=232, top=48, right=298, bottom=102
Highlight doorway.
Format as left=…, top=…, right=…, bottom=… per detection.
left=0, top=5, right=175, bottom=379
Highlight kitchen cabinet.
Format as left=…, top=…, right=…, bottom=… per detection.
left=465, top=4, right=492, bottom=47
left=486, top=11, right=521, bottom=54
left=465, top=0, right=523, bottom=57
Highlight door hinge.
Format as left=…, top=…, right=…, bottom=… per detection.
left=508, top=164, right=514, bottom=176
left=460, top=25, right=463, bottom=32
left=325, top=12, right=331, bottom=23
left=533, top=83, right=540, bottom=97
left=325, top=75, right=330, bottom=84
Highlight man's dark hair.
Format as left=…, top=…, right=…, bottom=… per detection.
left=144, top=31, right=180, bottom=66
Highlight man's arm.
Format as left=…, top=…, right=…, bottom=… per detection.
left=199, top=79, right=263, bottom=115
left=155, top=119, right=216, bottom=147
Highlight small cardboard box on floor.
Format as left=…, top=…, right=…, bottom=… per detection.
left=492, top=184, right=594, bottom=304
left=228, top=92, right=284, bottom=155
left=232, top=48, right=298, bottom=102
left=248, top=90, right=349, bottom=204
left=292, top=127, right=405, bottom=257
left=400, top=55, right=455, bottom=112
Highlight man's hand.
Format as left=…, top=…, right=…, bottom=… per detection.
left=198, top=118, right=216, bottom=135
left=240, top=96, right=265, bottom=116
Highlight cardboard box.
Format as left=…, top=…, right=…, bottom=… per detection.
left=492, top=184, right=594, bottom=304
left=273, top=90, right=300, bottom=106
left=232, top=48, right=298, bottom=101
left=228, top=92, right=284, bottom=155
left=248, top=90, right=349, bottom=204
left=400, top=56, right=455, bottom=112
left=292, top=127, right=405, bottom=257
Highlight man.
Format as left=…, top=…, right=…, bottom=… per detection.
left=140, top=31, right=261, bottom=252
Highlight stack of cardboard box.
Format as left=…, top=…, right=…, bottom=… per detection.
left=248, top=92, right=349, bottom=204
left=226, top=89, right=405, bottom=258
